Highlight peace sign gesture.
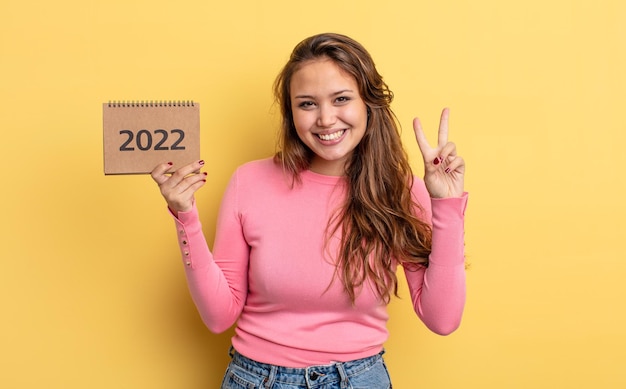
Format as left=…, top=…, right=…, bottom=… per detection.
left=413, top=108, right=465, bottom=198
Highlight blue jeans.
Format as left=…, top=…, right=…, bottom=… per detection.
left=220, top=348, right=392, bottom=389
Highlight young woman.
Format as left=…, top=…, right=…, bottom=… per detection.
left=152, top=33, right=467, bottom=389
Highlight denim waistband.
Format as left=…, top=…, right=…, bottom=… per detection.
left=229, top=347, right=385, bottom=388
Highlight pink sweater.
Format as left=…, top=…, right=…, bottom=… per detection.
left=172, top=158, right=467, bottom=367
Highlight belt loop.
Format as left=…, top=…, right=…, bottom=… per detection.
left=228, top=345, right=235, bottom=359
left=264, top=365, right=278, bottom=388
left=336, top=362, right=349, bottom=388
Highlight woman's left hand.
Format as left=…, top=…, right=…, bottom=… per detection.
left=413, top=108, right=465, bottom=198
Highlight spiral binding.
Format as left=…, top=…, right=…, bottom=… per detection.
left=107, top=100, right=195, bottom=107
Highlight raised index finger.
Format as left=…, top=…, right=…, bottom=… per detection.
left=438, top=107, right=450, bottom=148
left=413, top=117, right=433, bottom=155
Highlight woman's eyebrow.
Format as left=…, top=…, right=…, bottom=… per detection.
left=294, top=90, right=355, bottom=99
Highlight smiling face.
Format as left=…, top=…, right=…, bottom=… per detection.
left=289, top=58, right=368, bottom=176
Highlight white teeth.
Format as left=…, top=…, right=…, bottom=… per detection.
left=318, top=130, right=345, bottom=141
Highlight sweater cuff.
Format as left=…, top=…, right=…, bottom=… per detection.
left=431, top=192, right=468, bottom=226
left=429, top=192, right=468, bottom=267
left=168, top=201, right=205, bottom=269
left=169, top=201, right=201, bottom=229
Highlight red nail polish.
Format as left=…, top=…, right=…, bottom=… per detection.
left=433, top=157, right=441, bottom=166
left=199, top=160, right=205, bottom=165
left=203, top=172, right=208, bottom=176
left=445, top=167, right=451, bottom=173
left=167, top=162, right=173, bottom=166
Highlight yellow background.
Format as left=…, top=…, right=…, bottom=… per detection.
left=1, top=0, right=625, bottom=387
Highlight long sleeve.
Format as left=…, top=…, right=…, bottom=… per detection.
left=172, top=171, right=248, bottom=333
left=164, top=158, right=467, bottom=366
left=404, top=180, right=468, bottom=335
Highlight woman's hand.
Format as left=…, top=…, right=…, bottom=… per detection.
left=151, top=160, right=207, bottom=215
left=413, top=108, right=465, bottom=198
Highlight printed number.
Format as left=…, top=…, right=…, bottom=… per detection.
left=170, top=129, right=185, bottom=150
left=119, top=129, right=186, bottom=151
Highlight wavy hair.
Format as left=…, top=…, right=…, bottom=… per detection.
left=274, top=33, right=432, bottom=303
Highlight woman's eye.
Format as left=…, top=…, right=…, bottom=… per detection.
left=335, top=96, right=350, bottom=103
left=298, top=101, right=315, bottom=109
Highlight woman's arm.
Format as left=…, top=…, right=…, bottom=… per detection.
left=152, top=161, right=249, bottom=333
left=405, top=108, right=468, bottom=334
left=404, top=186, right=468, bottom=335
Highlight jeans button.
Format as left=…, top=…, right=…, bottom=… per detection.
left=310, top=372, right=319, bottom=380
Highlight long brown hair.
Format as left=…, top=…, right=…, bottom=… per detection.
left=274, top=33, right=432, bottom=303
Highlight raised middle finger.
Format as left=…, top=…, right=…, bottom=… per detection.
left=438, top=108, right=450, bottom=148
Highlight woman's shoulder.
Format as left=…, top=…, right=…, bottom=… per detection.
left=411, top=175, right=428, bottom=194
left=235, top=157, right=281, bottom=176
left=227, top=157, right=296, bottom=204
left=232, top=157, right=287, bottom=187
left=410, top=175, right=431, bottom=210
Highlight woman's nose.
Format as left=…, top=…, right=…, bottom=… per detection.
left=316, top=104, right=337, bottom=128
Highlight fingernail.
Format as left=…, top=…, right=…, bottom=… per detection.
left=199, top=160, right=205, bottom=165
left=167, top=162, right=173, bottom=166
left=445, top=167, right=451, bottom=174
left=433, top=157, right=441, bottom=166
left=203, top=172, right=208, bottom=176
